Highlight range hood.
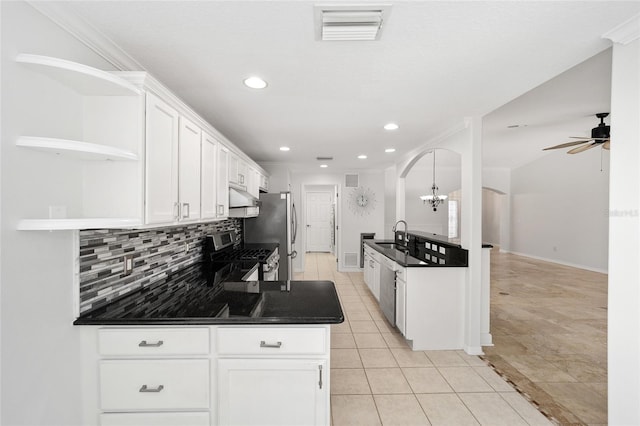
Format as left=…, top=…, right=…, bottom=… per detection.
left=229, top=187, right=260, bottom=208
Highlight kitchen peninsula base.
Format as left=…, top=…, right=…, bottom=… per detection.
left=397, top=266, right=466, bottom=351
left=79, top=324, right=332, bottom=426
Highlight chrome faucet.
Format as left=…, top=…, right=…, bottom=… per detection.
left=392, top=220, right=407, bottom=234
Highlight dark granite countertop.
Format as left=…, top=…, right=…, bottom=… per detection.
left=74, top=263, right=344, bottom=326
left=365, top=240, right=468, bottom=267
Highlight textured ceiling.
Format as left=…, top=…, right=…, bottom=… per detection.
left=56, top=1, right=640, bottom=171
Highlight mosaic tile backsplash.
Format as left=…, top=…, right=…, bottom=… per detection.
left=78, top=220, right=242, bottom=314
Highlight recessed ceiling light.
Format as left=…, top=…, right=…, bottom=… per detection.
left=384, top=123, right=399, bottom=131
left=279, top=146, right=290, bottom=151
left=320, top=164, right=328, bottom=168
left=385, top=148, right=396, bottom=153
left=358, top=155, right=367, bottom=159
left=243, top=76, right=268, bottom=89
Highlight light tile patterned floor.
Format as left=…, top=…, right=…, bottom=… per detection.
left=295, top=252, right=553, bottom=426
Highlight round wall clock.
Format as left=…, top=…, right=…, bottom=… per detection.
left=348, top=186, right=376, bottom=215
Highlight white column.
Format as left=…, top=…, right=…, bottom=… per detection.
left=603, top=15, right=640, bottom=426
left=461, top=116, right=483, bottom=354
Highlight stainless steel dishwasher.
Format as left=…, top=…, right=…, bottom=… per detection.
left=378, top=255, right=397, bottom=327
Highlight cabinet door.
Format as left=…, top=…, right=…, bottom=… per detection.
left=216, top=144, right=229, bottom=218
left=145, top=92, right=179, bottom=224
left=247, top=166, right=260, bottom=198
left=218, top=359, right=327, bottom=426
left=363, top=253, right=370, bottom=286
left=228, top=153, right=239, bottom=185
left=237, top=159, right=248, bottom=187
left=372, top=259, right=380, bottom=301
left=396, top=277, right=406, bottom=336
left=201, top=131, right=217, bottom=220
left=178, top=117, right=201, bottom=221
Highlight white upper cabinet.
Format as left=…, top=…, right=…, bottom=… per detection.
left=178, top=117, right=202, bottom=222
left=247, top=166, right=260, bottom=198
left=145, top=92, right=180, bottom=224
left=201, top=132, right=217, bottom=220
left=259, top=173, right=269, bottom=193
left=216, top=144, right=230, bottom=218
left=14, top=54, right=267, bottom=230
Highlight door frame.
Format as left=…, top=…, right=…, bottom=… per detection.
left=301, top=184, right=341, bottom=270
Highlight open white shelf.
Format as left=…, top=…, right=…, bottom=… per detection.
left=17, top=136, right=138, bottom=161
left=16, top=53, right=141, bottom=96
left=17, top=218, right=142, bottom=231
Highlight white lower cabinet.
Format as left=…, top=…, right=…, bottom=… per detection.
left=100, top=412, right=210, bottom=426
left=82, top=325, right=331, bottom=426
left=395, top=271, right=407, bottom=336
left=217, top=359, right=327, bottom=426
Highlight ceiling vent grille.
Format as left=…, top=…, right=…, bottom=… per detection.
left=345, top=174, right=359, bottom=188
left=315, top=5, right=391, bottom=41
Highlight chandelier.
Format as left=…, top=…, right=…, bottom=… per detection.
left=419, top=150, right=448, bottom=211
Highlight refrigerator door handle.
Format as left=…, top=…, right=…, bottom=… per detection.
left=291, top=202, right=298, bottom=244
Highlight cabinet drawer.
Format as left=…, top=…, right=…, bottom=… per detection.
left=100, top=412, right=210, bottom=426
left=217, top=327, right=327, bottom=355
left=99, top=360, right=209, bottom=411
left=98, top=328, right=209, bottom=356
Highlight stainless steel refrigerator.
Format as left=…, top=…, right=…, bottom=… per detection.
left=244, top=192, right=297, bottom=280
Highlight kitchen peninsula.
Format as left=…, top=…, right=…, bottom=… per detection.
left=75, top=261, right=343, bottom=426
left=363, top=230, right=469, bottom=351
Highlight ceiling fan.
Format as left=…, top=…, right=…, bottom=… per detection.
left=543, top=112, right=610, bottom=154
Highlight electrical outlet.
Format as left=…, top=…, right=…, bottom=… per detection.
left=123, top=254, right=134, bottom=276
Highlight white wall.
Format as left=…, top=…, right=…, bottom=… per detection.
left=509, top=148, right=610, bottom=272
left=285, top=169, right=385, bottom=272
left=482, top=190, right=501, bottom=245
left=1, top=3, right=119, bottom=424
left=261, top=163, right=291, bottom=193
left=404, top=151, right=461, bottom=236
left=383, top=166, right=396, bottom=240
left=607, top=33, right=640, bottom=425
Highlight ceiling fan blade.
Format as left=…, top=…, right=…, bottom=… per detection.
left=543, top=140, right=590, bottom=150
left=569, top=136, right=594, bottom=139
left=603, top=140, right=610, bottom=150
left=568, top=142, right=599, bottom=154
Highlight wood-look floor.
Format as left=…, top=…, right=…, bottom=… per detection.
left=484, top=249, right=608, bottom=425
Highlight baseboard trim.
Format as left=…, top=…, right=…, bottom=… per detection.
left=504, top=250, right=608, bottom=274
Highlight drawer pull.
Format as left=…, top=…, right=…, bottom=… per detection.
left=139, top=385, right=164, bottom=393
left=260, top=340, right=282, bottom=349
left=138, top=340, right=164, bottom=347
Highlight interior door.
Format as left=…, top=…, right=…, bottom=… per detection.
left=305, top=191, right=332, bottom=252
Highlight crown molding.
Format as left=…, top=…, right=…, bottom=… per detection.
left=602, top=13, right=640, bottom=45
left=27, top=1, right=144, bottom=71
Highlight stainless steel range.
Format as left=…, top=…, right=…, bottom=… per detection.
left=204, top=231, right=279, bottom=281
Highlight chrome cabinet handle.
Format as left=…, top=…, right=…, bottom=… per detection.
left=260, top=340, right=282, bottom=348
left=173, top=202, right=180, bottom=220
left=182, top=202, right=190, bottom=219
left=217, top=204, right=224, bottom=215
left=318, top=365, right=323, bottom=389
left=139, top=385, right=164, bottom=393
left=138, top=340, right=164, bottom=347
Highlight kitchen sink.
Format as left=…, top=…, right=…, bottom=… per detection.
left=376, top=242, right=408, bottom=251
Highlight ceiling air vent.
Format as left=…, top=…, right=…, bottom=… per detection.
left=314, top=5, right=391, bottom=41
